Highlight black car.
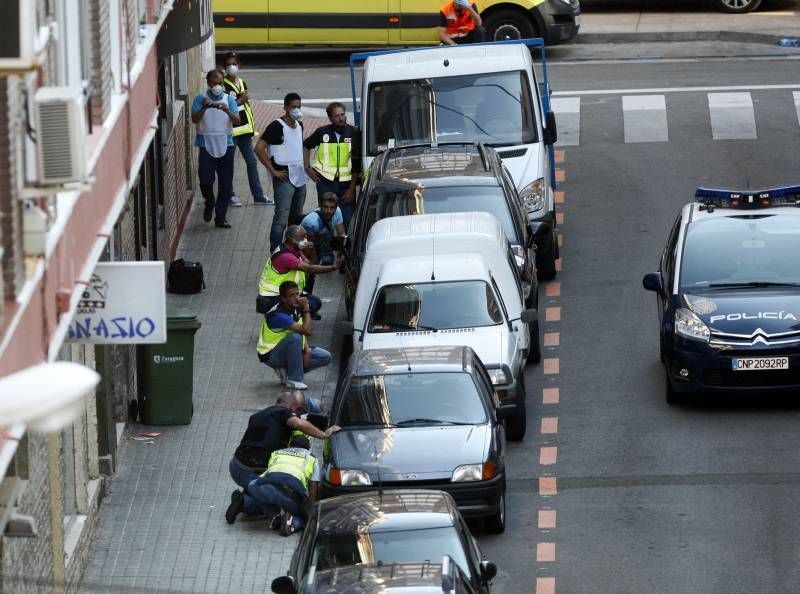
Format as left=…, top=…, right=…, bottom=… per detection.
left=322, top=346, right=509, bottom=533
left=271, top=490, right=497, bottom=594
left=643, top=186, right=800, bottom=403
left=286, top=557, right=477, bottom=593
left=344, top=143, right=546, bottom=318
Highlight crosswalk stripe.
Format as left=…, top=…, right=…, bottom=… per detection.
left=794, top=92, right=800, bottom=127
left=708, top=92, right=757, bottom=140
left=551, top=97, right=580, bottom=146
left=622, top=95, right=668, bottom=143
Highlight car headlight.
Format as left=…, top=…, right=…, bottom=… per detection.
left=452, top=462, right=496, bottom=482
left=674, top=307, right=710, bottom=343
left=519, top=178, right=545, bottom=212
left=487, top=368, right=510, bottom=386
left=329, top=468, right=372, bottom=486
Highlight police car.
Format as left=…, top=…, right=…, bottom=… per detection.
left=642, top=186, right=800, bottom=403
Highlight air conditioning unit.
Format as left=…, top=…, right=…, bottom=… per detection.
left=34, top=87, right=87, bottom=185
left=0, top=2, right=35, bottom=70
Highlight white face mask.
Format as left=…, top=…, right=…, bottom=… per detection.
left=209, top=84, right=224, bottom=97
left=290, top=107, right=303, bottom=120
left=296, top=239, right=310, bottom=249
left=225, top=64, right=238, bottom=76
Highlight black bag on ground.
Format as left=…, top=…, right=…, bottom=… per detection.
left=167, top=259, right=206, bottom=294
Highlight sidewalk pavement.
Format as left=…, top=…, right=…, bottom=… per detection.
left=578, top=1, right=800, bottom=43
left=81, top=106, right=344, bottom=594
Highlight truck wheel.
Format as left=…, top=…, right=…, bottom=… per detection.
left=484, top=9, right=536, bottom=41
left=711, top=0, right=761, bottom=13
left=536, top=231, right=558, bottom=281
left=484, top=490, right=506, bottom=534
left=506, top=376, right=527, bottom=441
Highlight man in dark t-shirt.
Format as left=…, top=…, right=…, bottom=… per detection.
left=226, top=390, right=340, bottom=524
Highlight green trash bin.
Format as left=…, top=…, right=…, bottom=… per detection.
left=138, top=306, right=202, bottom=425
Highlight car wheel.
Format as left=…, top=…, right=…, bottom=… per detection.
left=711, top=0, right=762, bottom=13
left=484, top=8, right=537, bottom=41
left=485, top=490, right=506, bottom=534
left=506, top=376, right=527, bottom=441
left=536, top=231, right=558, bottom=281
left=528, top=318, right=541, bottom=365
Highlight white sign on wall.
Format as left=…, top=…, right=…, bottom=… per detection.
left=67, top=262, right=167, bottom=344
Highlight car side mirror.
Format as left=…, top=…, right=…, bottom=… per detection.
left=271, top=575, right=297, bottom=594
left=642, top=272, right=663, bottom=293
left=543, top=111, right=558, bottom=145
left=480, top=560, right=497, bottom=581
left=496, top=404, right=515, bottom=420
left=529, top=222, right=551, bottom=240
left=336, top=320, right=355, bottom=335
left=520, top=309, right=537, bottom=324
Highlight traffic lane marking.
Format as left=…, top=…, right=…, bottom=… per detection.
left=554, top=149, right=565, bottom=164
left=540, top=446, right=558, bottom=465
left=541, top=417, right=558, bottom=434
left=545, top=307, right=561, bottom=322
left=537, top=577, right=556, bottom=594
left=537, top=542, right=556, bottom=562
left=543, top=332, right=559, bottom=347
left=542, top=387, right=559, bottom=404
left=552, top=83, right=800, bottom=96
left=556, top=212, right=564, bottom=225
left=555, top=190, right=565, bottom=204
left=539, top=477, right=557, bottom=496
left=545, top=282, right=561, bottom=297
left=538, top=509, right=557, bottom=529
left=543, top=358, right=560, bottom=374
left=555, top=169, right=566, bottom=183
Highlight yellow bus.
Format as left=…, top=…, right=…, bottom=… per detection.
left=212, top=1, right=580, bottom=49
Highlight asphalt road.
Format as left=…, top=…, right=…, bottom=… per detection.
left=239, top=42, right=800, bottom=592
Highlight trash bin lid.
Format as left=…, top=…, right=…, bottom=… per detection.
left=167, top=305, right=202, bottom=330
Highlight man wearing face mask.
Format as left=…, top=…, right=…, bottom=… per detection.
left=257, top=224, right=340, bottom=320
left=255, top=93, right=309, bottom=251
left=222, top=52, right=272, bottom=207
left=191, top=69, right=241, bottom=228
left=303, top=102, right=362, bottom=229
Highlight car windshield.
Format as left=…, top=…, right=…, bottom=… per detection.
left=369, top=281, right=504, bottom=332
left=364, top=184, right=518, bottom=243
left=680, top=215, right=800, bottom=290
left=311, top=527, right=471, bottom=580
left=337, top=372, right=487, bottom=427
left=367, top=71, right=536, bottom=155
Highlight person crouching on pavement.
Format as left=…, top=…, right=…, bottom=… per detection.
left=191, top=69, right=241, bottom=229
left=257, top=224, right=341, bottom=318
left=438, top=0, right=486, bottom=45
left=257, top=280, right=331, bottom=390
left=247, top=435, right=319, bottom=536
left=301, top=192, right=346, bottom=267
left=226, top=390, right=339, bottom=527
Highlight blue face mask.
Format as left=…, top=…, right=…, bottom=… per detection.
left=290, top=107, right=303, bottom=120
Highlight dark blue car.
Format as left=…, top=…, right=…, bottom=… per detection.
left=643, top=186, right=800, bottom=403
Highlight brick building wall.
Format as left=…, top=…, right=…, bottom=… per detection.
left=0, top=77, right=25, bottom=303
left=88, top=0, right=112, bottom=124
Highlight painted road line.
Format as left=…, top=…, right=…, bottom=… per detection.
left=539, top=509, right=557, bottom=529
left=543, top=332, right=560, bottom=347
left=545, top=307, right=561, bottom=322
left=794, top=92, right=800, bottom=126
left=558, top=234, right=564, bottom=248
left=551, top=97, right=580, bottom=146
left=554, top=149, right=565, bottom=164
left=555, top=258, right=562, bottom=272
left=545, top=282, right=561, bottom=297
left=539, top=477, right=557, bottom=496
left=540, top=447, right=558, bottom=465
left=555, top=169, right=566, bottom=183
left=556, top=212, right=564, bottom=225
left=541, top=417, right=558, bottom=434
left=623, top=94, right=669, bottom=143
left=555, top=190, right=565, bottom=204
left=537, top=577, right=556, bottom=594
left=537, top=543, right=556, bottom=562
left=552, top=83, right=800, bottom=97
left=708, top=92, right=757, bottom=140
left=543, top=387, right=559, bottom=404
left=543, top=358, right=560, bottom=374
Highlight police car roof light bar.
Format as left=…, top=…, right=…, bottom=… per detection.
left=695, top=185, right=800, bottom=209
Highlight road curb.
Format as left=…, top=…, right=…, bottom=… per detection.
left=576, top=30, right=796, bottom=46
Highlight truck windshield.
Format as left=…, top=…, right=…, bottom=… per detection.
left=369, top=281, right=504, bottom=332
left=367, top=71, right=536, bottom=156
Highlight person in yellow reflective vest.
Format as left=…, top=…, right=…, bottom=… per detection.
left=222, top=52, right=272, bottom=206
left=247, top=435, right=319, bottom=536
left=303, top=102, right=362, bottom=228
left=257, top=280, right=332, bottom=391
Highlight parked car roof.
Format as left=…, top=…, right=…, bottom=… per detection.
left=379, top=145, right=497, bottom=185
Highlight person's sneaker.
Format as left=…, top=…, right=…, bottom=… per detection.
left=279, top=510, right=294, bottom=537
left=285, top=380, right=308, bottom=390
left=230, top=195, right=243, bottom=207
left=269, top=513, right=281, bottom=531
left=214, top=220, right=232, bottom=229
left=225, top=490, right=244, bottom=525
left=272, top=367, right=288, bottom=384
left=254, top=197, right=274, bottom=205
left=203, top=205, right=213, bottom=222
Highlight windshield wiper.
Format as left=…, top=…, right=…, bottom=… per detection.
left=707, top=281, right=800, bottom=288
left=396, top=418, right=474, bottom=426
left=383, top=322, right=438, bottom=332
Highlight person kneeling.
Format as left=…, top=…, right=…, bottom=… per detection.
left=248, top=435, right=319, bottom=536
left=257, top=280, right=331, bottom=390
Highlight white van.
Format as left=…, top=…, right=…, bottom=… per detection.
left=350, top=40, right=559, bottom=279
left=337, top=212, right=539, bottom=441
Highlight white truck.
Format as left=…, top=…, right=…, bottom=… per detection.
left=349, top=38, right=559, bottom=279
